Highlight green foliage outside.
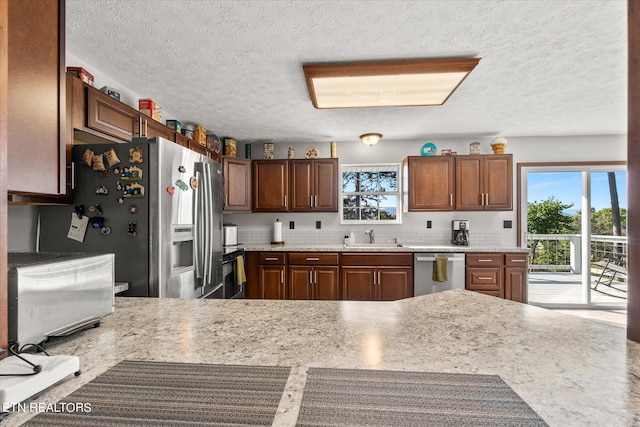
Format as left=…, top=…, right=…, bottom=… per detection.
left=527, top=197, right=627, bottom=267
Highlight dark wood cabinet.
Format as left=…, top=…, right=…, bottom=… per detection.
left=223, top=157, right=251, bottom=212
left=289, top=159, right=338, bottom=212
left=403, top=156, right=455, bottom=211
left=86, top=86, right=140, bottom=142
left=144, top=116, right=175, bottom=141
left=456, top=155, right=512, bottom=211
left=504, top=253, right=528, bottom=303
left=7, top=0, right=66, bottom=197
left=257, top=253, right=287, bottom=299
left=288, top=253, right=339, bottom=300
left=340, top=253, right=413, bottom=301
left=253, top=160, right=289, bottom=212
left=466, top=252, right=528, bottom=302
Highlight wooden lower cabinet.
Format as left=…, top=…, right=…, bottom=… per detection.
left=466, top=252, right=528, bottom=303
left=260, top=265, right=287, bottom=299
left=340, top=253, right=413, bottom=301
left=245, top=252, right=287, bottom=299
left=289, top=266, right=339, bottom=300
left=288, top=253, right=339, bottom=300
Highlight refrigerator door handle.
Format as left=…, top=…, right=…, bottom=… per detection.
left=193, top=169, right=204, bottom=279
left=203, top=163, right=214, bottom=286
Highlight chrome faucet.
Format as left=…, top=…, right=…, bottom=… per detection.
left=365, top=229, right=374, bottom=244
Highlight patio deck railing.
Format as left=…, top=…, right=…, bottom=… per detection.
left=526, top=233, right=627, bottom=274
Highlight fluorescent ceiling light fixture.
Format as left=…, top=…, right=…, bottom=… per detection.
left=303, top=58, right=480, bottom=109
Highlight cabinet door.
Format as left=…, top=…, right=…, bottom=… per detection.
left=86, top=87, right=139, bottom=142
left=144, top=117, right=175, bottom=141
left=484, top=155, right=512, bottom=210
left=341, top=267, right=376, bottom=301
left=314, top=159, right=339, bottom=212
left=289, top=266, right=313, bottom=300
left=289, top=160, right=313, bottom=211
left=7, top=0, right=65, bottom=195
left=253, top=160, right=289, bottom=212
left=315, top=266, right=340, bottom=300
left=406, top=156, right=455, bottom=211
left=260, top=265, right=287, bottom=299
left=378, top=267, right=414, bottom=301
left=505, top=268, right=527, bottom=303
left=223, top=157, right=251, bottom=212
left=505, top=253, right=528, bottom=303
left=455, top=156, right=483, bottom=210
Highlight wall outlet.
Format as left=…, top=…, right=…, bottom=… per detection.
left=426, top=220, right=432, bottom=229
left=289, top=221, right=295, bottom=229
left=504, top=220, right=513, bottom=229
left=316, top=220, right=321, bottom=229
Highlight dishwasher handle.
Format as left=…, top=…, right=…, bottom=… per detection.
left=415, top=256, right=465, bottom=262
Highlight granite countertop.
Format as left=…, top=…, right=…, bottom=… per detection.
left=3, top=290, right=638, bottom=426
left=241, top=243, right=530, bottom=253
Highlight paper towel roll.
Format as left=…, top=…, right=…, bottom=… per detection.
left=273, top=220, right=283, bottom=242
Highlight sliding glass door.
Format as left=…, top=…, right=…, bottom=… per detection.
left=523, top=165, right=627, bottom=308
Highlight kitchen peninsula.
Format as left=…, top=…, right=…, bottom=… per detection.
left=2, top=290, right=639, bottom=426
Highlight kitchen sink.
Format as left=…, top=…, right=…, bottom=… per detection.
left=343, top=243, right=404, bottom=249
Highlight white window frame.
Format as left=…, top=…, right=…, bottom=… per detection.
left=340, top=163, right=402, bottom=225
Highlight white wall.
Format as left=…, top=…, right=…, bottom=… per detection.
left=226, top=134, right=627, bottom=248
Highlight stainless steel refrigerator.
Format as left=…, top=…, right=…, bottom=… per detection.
left=38, top=137, right=223, bottom=298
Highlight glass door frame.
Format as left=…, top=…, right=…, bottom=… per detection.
left=517, top=161, right=626, bottom=308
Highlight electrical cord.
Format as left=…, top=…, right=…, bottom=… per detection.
left=0, top=342, right=48, bottom=377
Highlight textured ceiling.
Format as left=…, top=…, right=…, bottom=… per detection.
left=66, top=0, right=628, bottom=144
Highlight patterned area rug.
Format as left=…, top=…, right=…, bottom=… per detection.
left=296, top=368, right=548, bottom=427
left=25, top=360, right=291, bottom=426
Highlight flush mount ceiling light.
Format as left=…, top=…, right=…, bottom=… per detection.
left=303, top=58, right=480, bottom=109
left=360, top=133, right=382, bottom=146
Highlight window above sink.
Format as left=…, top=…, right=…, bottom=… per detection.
left=340, top=163, right=402, bottom=225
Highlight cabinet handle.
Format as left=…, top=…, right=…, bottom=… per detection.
left=280, top=270, right=284, bottom=283
left=309, top=271, right=313, bottom=284
left=264, top=257, right=279, bottom=261
left=71, top=162, right=76, bottom=190
left=284, top=195, right=287, bottom=208
left=311, top=195, right=314, bottom=207
left=144, top=119, right=148, bottom=136
left=450, top=194, right=453, bottom=206
left=478, top=277, right=493, bottom=280
left=485, top=193, right=489, bottom=205
left=315, top=195, right=318, bottom=207
left=510, top=259, right=526, bottom=263
left=138, top=117, right=143, bottom=136
left=478, top=259, right=494, bottom=262
left=306, top=257, right=320, bottom=261
left=378, top=271, right=381, bottom=285
left=314, top=270, right=318, bottom=284
left=225, top=193, right=228, bottom=207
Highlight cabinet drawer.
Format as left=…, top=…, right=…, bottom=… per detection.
left=258, top=252, right=286, bottom=265
left=466, top=267, right=501, bottom=290
left=288, top=253, right=339, bottom=265
left=505, top=253, right=528, bottom=266
left=341, top=253, right=413, bottom=266
left=466, top=253, right=502, bottom=267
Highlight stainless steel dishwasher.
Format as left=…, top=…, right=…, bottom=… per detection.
left=413, top=252, right=466, bottom=296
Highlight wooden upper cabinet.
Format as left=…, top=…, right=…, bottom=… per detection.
left=223, top=157, right=251, bottom=212
left=404, top=156, right=455, bottom=211
left=456, top=154, right=512, bottom=211
left=7, top=0, right=66, bottom=196
left=253, top=160, right=289, bottom=212
left=144, top=116, right=175, bottom=141
left=455, top=156, right=483, bottom=210
left=289, top=158, right=338, bottom=212
left=483, top=155, right=512, bottom=210
left=86, top=86, right=140, bottom=142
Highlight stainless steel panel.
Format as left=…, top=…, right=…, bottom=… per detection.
left=413, top=252, right=466, bottom=296
left=8, top=253, right=115, bottom=346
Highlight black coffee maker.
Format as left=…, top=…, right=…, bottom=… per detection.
left=451, top=220, right=470, bottom=246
